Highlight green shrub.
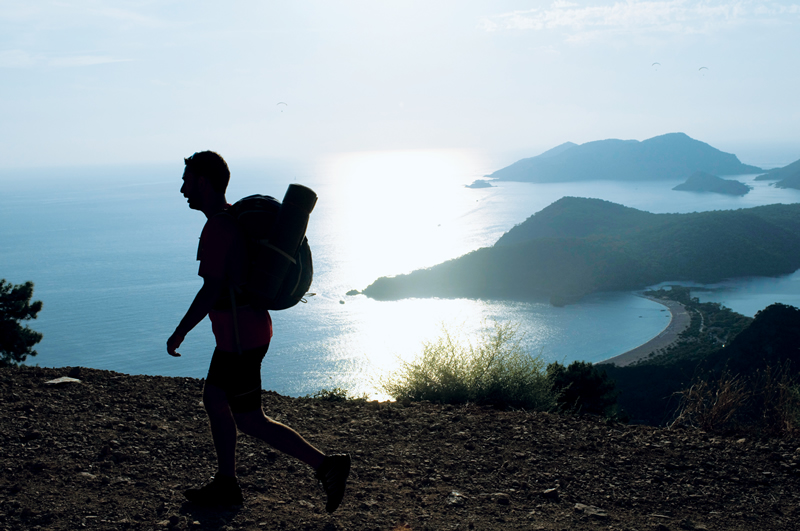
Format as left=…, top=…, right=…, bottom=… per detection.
left=305, top=387, right=366, bottom=402
left=547, top=361, right=619, bottom=417
left=380, top=321, right=556, bottom=410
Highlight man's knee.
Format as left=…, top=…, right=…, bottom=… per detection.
left=233, top=410, right=269, bottom=436
left=202, top=383, right=230, bottom=415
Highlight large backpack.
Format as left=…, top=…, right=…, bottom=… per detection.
left=226, top=190, right=315, bottom=311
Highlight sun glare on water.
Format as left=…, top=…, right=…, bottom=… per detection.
left=294, top=149, right=527, bottom=397
left=319, top=149, right=494, bottom=289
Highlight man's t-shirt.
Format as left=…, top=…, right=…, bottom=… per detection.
left=197, top=210, right=272, bottom=352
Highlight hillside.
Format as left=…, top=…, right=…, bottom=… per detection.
left=600, top=290, right=800, bottom=426
left=754, top=158, right=800, bottom=189
left=363, top=198, right=800, bottom=302
left=672, top=171, right=751, bottom=196
left=487, top=133, right=762, bottom=183
left=2, top=365, right=799, bottom=530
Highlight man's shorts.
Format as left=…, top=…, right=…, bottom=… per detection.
left=205, top=344, right=269, bottom=413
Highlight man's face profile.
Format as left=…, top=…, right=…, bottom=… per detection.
left=181, top=169, right=204, bottom=211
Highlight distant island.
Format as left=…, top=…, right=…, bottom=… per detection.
left=672, top=171, right=751, bottom=195
left=363, top=198, right=800, bottom=304
left=754, top=157, right=800, bottom=189
left=465, top=179, right=493, bottom=189
left=487, top=132, right=762, bottom=183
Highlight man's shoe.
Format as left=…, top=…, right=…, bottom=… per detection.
left=184, top=475, right=243, bottom=507
left=316, top=453, right=351, bottom=513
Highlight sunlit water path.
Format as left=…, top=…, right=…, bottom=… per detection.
left=2, top=151, right=800, bottom=397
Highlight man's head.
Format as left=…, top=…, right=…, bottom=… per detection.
left=182, top=151, right=230, bottom=213
left=184, top=151, right=230, bottom=194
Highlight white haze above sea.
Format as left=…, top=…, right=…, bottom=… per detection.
left=2, top=150, right=800, bottom=398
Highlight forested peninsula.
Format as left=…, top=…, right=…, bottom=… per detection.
left=754, top=157, right=800, bottom=189
left=487, top=132, right=762, bottom=183
left=363, top=198, right=800, bottom=303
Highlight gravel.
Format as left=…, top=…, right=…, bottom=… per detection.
left=1, top=365, right=799, bottom=530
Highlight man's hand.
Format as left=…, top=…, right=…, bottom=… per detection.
left=167, top=332, right=184, bottom=357
left=168, top=277, right=222, bottom=358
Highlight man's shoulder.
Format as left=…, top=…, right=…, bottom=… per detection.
left=202, top=210, right=239, bottom=237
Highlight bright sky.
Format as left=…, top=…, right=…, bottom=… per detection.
left=2, top=0, right=799, bottom=168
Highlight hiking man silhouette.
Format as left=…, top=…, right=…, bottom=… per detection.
left=167, top=151, right=350, bottom=512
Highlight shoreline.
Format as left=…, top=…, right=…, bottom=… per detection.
left=600, top=295, right=691, bottom=367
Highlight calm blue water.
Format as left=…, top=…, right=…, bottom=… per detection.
left=2, top=156, right=799, bottom=397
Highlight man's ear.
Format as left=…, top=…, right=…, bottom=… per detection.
left=196, top=174, right=212, bottom=193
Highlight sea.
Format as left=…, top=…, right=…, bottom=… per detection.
left=3, top=150, right=800, bottom=398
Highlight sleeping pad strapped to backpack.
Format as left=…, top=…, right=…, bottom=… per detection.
left=226, top=184, right=317, bottom=311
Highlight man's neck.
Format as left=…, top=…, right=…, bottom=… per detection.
left=202, top=196, right=228, bottom=219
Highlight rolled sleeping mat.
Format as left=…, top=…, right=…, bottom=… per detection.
left=251, top=184, right=317, bottom=304
left=272, top=184, right=317, bottom=253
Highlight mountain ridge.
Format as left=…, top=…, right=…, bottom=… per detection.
left=488, top=133, right=762, bottom=183
left=363, top=198, right=800, bottom=303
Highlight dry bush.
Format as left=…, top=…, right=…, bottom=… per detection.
left=670, top=373, right=750, bottom=432
left=752, top=362, right=800, bottom=437
left=671, top=362, right=800, bottom=437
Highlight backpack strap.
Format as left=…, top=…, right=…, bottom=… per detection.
left=229, top=286, right=243, bottom=356
left=259, top=239, right=297, bottom=265
left=218, top=208, right=243, bottom=355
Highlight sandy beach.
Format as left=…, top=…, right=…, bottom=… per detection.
left=600, top=295, right=691, bottom=366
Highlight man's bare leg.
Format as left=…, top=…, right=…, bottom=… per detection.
left=233, top=410, right=325, bottom=469
left=234, top=409, right=349, bottom=512
left=183, top=383, right=243, bottom=506
left=203, top=383, right=237, bottom=477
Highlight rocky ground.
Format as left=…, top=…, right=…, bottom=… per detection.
left=1, top=365, right=799, bottom=531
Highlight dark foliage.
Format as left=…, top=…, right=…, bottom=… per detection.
left=700, top=303, right=800, bottom=376
left=602, top=299, right=800, bottom=426
left=0, top=279, right=43, bottom=366
left=547, top=361, right=618, bottom=417
left=601, top=361, right=698, bottom=425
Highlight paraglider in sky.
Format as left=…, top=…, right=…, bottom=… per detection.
left=277, top=102, right=288, bottom=112
left=651, top=62, right=661, bottom=71
left=698, top=66, right=709, bottom=76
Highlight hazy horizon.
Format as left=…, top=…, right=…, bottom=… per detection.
left=2, top=1, right=799, bottom=170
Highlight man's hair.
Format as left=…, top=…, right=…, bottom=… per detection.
left=184, top=151, right=230, bottom=194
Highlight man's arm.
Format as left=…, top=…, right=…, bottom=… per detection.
left=167, top=277, right=224, bottom=357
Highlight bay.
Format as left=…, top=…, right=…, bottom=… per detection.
left=2, top=153, right=799, bottom=398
